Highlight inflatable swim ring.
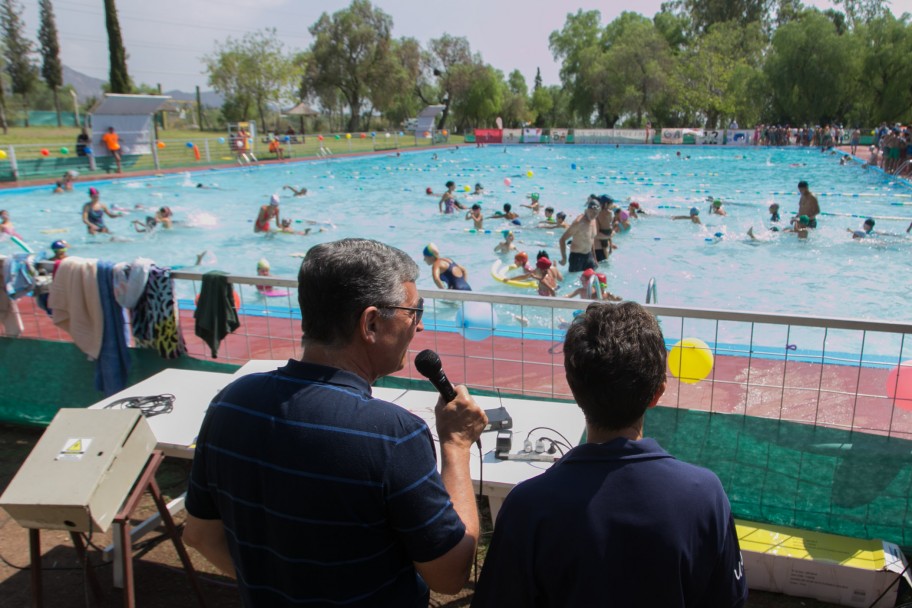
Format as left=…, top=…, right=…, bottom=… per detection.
left=258, top=288, right=291, bottom=298
left=490, top=260, right=537, bottom=289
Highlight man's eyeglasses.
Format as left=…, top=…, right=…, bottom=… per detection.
left=382, top=297, right=424, bottom=325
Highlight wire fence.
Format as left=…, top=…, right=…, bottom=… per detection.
left=7, top=265, right=912, bottom=440
left=0, top=132, right=448, bottom=183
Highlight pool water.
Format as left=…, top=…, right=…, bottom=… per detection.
left=2, top=145, right=911, bottom=322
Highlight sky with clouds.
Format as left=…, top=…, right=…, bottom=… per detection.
left=18, top=0, right=912, bottom=93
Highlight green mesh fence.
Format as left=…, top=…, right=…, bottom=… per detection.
left=648, top=406, right=912, bottom=551
left=0, top=339, right=237, bottom=427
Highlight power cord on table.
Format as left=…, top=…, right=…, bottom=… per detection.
left=103, top=394, right=175, bottom=417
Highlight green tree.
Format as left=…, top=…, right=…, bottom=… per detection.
left=205, top=29, right=297, bottom=129
left=833, top=0, right=889, bottom=29
left=533, top=67, right=542, bottom=91
left=667, top=0, right=774, bottom=34
left=500, top=69, right=530, bottom=127
left=549, top=9, right=605, bottom=124
left=38, top=0, right=63, bottom=126
left=1, top=0, right=38, bottom=126
left=303, top=0, right=394, bottom=132
left=857, top=15, right=912, bottom=124
left=103, top=0, right=131, bottom=93
left=764, top=10, right=862, bottom=124
left=678, top=20, right=765, bottom=127
left=427, top=34, right=477, bottom=130
left=603, top=13, right=676, bottom=126
left=375, top=37, right=423, bottom=128
left=453, top=64, right=503, bottom=129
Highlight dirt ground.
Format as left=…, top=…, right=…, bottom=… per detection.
left=0, top=422, right=903, bottom=607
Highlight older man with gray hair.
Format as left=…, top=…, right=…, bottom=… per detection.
left=184, top=238, right=487, bottom=607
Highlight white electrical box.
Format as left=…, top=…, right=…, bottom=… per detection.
left=0, top=409, right=157, bottom=533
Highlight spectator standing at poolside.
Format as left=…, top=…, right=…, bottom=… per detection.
left=796, top=181, right=820, bottom=228
left=850, top=128, right=860, bottom=155
left=184, top=238, right=487, bottom=606
left=559, top=201, right=600, bottom=272
left=472, top=301, right=747, bottom=608
left=101, top=126, right=123, bottom=173
left=594, top=196, right=616, bottom=262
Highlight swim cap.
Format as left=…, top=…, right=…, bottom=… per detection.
left=514, top=252, right=528, bottom=264
left=471, top=203, right=481, bottom=210
left=582, top=268, right=595, bottom=279
left=798, top=215, right=810, bottom=224
left=712, top=200, right=722, bottom=207
left=270, top=194, right=280, bottom=206
left=864, top=218, right=875, bottom=227
left=690, top=207, right=700, bottom=215
left=629, top=202, right=640, bottom=209
left=502, top=230, right=513, bottom=238
left=51, top=240, right=68, bottom=250
left=88, top=187, right=99, bottom=197
left=257, top=258, right=270, bottom=270
left=531, top=192, right=540, bottom=200
left=536, top=257, right=552, bottom=270
left=422, top=243, right=438, bottom=258
left=475, top=182, right=483, bottom=189
left=426, top=187, right=433, bottom=195
left=596, top=273, right=607, bottom=283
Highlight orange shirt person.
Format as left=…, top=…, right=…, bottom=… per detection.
left=101, top=127, right=123, bottom=173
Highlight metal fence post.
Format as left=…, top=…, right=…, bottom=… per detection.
left=8, top=145, right=19, bottom=181
left=151, top=139, right=160, bottom=170
left=204, top=139, right=211, bottom=162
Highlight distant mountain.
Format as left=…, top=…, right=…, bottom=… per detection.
left=63, top=65, right=105, bottom=103
left=62, top=66, right=223, bottom=108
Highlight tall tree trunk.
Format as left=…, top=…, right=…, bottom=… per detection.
left=22, top=95, right=29, bottom=127
left=53, top=86, right=61, bottom=127
left=347, top=97, right=360, bottom=132
left=436, top=99, right=452, bottom=131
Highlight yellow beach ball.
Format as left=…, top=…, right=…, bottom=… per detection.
left=345, top=133, right=352, bottom=140
left=668, top=338, right=714, bottom=384
left=526, top=170, right=534, bottom=178
left=0, top=150, right=7, bottom=160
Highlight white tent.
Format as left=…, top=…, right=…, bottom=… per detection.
left=88, top=94, right=172, bottom=156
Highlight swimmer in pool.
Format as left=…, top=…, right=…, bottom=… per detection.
left=538, top=206, right=556, bottom=226
left=708, top=198, right=727, bottom=216
left=559, top=201, right=600, bottom=272
left=255, top=258, right=272, bottom=293
left=131, top=206, right=173, bottom=232
left=508, top=251, right=535, bottom=277
left=422, top=243, right=471, bottom=290
left=474, top=182, right=484, bottom=195
left=425, top=187, right=437, bottom=196
left=82, top=187, right=122, bottom=235
left=488, top=203, right=519, bottom=221
left=439, top=181, right=466, bottom=214
left=672, top=207, right=702, bottom=224
left=848, top=218, right=876, bottom=239
left=0, top=209, right=20, bottom=238
left=796, top=180, right=820, bottom=228
left=521, top=193, right=542, bottom=214
left=279, top=219, right=312, bottom=236
left=783, top=214, right=810, bottom=239
left=613, top=208, right=632, bottom=232
left=254, top=194, right=281, bottom=233
left=52, top=171, right=76, bottom=194
left=465, top=203, right=484, bottom=230
left=768, top=203, right=781, bottom=224
left=627, top=201, right=644, bottom=218
left=564, top=268, right=622, bottom=301
left=283, top=185, right=308, bottom=197
left=494, top=230, right=517, bottom=254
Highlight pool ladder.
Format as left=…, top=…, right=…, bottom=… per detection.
left=646, top=277, right=658, bottom=304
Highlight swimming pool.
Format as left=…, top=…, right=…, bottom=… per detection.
left=2, top=145, right=910, bottom=322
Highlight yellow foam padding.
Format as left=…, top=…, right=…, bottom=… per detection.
left=736, top=519, right=887, bottom=570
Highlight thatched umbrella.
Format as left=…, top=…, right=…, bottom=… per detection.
left=285, top=102, right=319, bottom=134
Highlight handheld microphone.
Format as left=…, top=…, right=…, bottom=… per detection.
left=414, top=349, right=457, bottom=402
left=415, top=349, right=482, bottom=450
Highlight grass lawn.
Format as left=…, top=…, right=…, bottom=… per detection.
left=1, top=126, right=460, bottom=182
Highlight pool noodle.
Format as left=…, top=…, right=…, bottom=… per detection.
left=10, top=235, right=33, bottom=253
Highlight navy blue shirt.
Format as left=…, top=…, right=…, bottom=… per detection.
left=186, top=359, right=465, bottom=607
left=472, top=437, right=747, bottom=608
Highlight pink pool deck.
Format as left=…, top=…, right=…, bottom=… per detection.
left=12, top=296, right=912, bottom=440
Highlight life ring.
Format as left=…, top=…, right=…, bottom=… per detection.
left=490, top=260, right=537, bottom=289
